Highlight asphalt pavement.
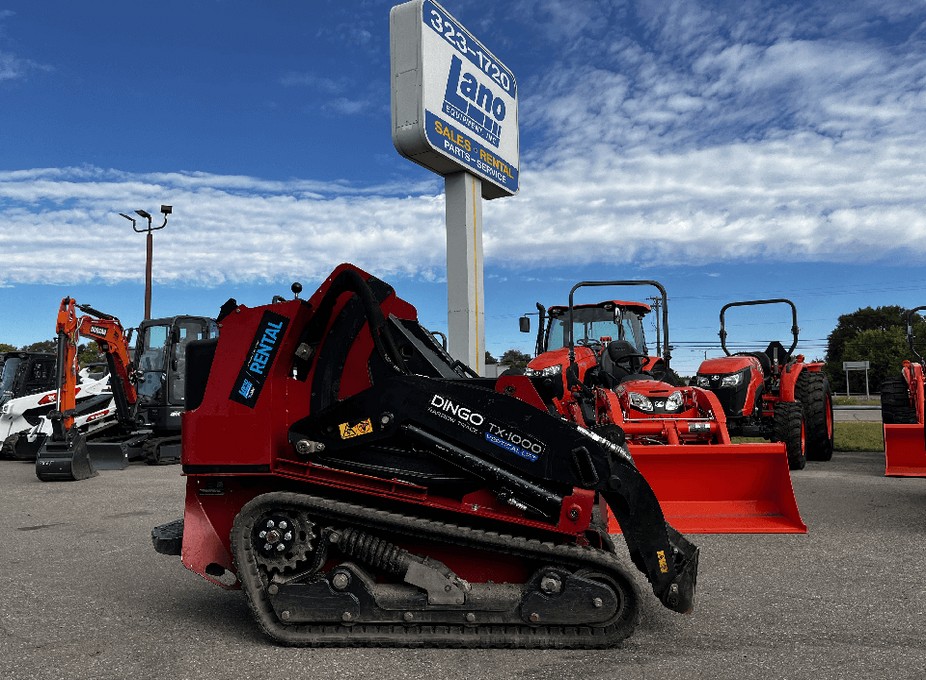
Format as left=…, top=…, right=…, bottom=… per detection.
left=833, top=406, right=883, bottom=422
left=1, top=449, right=924, bottom=680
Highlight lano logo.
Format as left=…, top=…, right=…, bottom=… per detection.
left=443, top=54, right=505, bottom=147
left=238, top=378, right=255, bottom=400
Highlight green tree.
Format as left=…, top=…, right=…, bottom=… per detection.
left=0, top=343, right=15, bottom=353
left=499, top=349, right=531, bottom=370
left=485, top=351, right=497, bottom=365
left=21, top=339, right=56, bottom=353
left=78, top=343, right=106, bottom=368
left=825, top=306, right=926, bottom=391
left=840, top=328, right=908, bottom=394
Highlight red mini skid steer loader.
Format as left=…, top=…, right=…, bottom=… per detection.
left=521, top=281, right=805, bottom=535
left=695, top=299, right=834, bottom=470
left=153, top=264, right=699, bottom=648
left=881, top=306, right=926, bottom=477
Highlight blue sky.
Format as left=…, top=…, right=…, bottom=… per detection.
left=2, top=0, right=926, bottom=375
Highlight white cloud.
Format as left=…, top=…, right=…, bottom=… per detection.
left=0, top=168, right=447, bottom=286
left=3, top=2, right=926, bottom=286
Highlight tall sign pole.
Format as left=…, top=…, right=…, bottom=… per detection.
left=390, top=0, right=519, bottom=373
left=445, top=171, right=484, bottom=368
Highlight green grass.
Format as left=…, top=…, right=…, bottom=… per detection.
left=834, top=421, right=884, bottom=451
left=833, top=395, right=881, bottom=407
left=733, top=421, right=884, bottom=452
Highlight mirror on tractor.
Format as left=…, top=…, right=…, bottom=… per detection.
left=519, top=316, right=531, bottom=333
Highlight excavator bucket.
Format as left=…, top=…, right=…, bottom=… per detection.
left=607, top=443, right=806, bottom=534
left=35, top=430, right=98, bottom=481
left=86, top=441, right=131, bottom=470
left=883, top=424, right=926, bottom=477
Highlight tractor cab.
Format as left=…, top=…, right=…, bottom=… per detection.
left=541, top=300, right=650, bottom=356
left=0, top=352, right=56, bottom=407
left=133, top=316, right=218, bottom=432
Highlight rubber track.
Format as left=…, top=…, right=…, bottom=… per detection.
left=0, top=434, right=19, bottom=460
left=143, top=436, right=181, bottom=465
left=232, top=492, right=643, bottom=648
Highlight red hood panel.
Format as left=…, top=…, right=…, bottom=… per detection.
left=698, top=356, right=757, bottom=375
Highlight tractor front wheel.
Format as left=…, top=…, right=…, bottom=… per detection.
left=795, top=372, right=835, bottom=461
left=881, top=376, right=917, bottom=424
left=773, top=401, right=806, bottom=470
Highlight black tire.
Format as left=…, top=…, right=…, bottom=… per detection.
left=0, top=434, right=18, bottom=460
left=881, top=376, right=917, bottom=424
left=795, top=372, right=835, bottom=461
left=773, top=401, right=806, bottom=470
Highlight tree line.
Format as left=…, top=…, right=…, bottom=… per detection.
left=5, top=306, right=923, bottom=394
left=823, top=306, right=926, bottom=393
left=1, top=340, right=105, bottom=367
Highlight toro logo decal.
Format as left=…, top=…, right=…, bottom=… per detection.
left=230, top=310, right=289, bottom=409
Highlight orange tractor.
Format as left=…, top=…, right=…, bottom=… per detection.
left=521, top=281, right=805, bottom=534
left=695, top=299, right=834, bottom=470
left=881, top=306, right=926, bottom=477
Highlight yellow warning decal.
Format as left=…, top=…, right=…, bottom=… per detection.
left=338, top=419, right=374, bottom=440
left=656, top=550, right=669, bottom=574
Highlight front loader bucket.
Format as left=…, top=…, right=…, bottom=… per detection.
left=883, top=424, right=926, bottom=477
left=608, top=443, right=806, bottom=534
left=35, top=431, right=98, bottom=481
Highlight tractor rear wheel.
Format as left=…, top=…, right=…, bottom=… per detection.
left=880, top=376, right=917, bottom=424
left=795, top=372, right=835, bottom=461
left=773, top=401, right=806, bottom=470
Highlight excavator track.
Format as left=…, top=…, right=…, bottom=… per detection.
left=231, top=491, right=642, bottom=648
left=142, top=436, right=181, bottom=465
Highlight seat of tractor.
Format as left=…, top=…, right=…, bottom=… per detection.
left=601, top=340, right=656, bottom=387
left=735, top=351, right=772, bottom=377
left=764, top=341, right=790, bottom=366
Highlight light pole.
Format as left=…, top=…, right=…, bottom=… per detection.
left=120, top=205, right=171, bottom=320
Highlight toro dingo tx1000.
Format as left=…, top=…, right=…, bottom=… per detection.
left=153, top=264, right=699, bottom=648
